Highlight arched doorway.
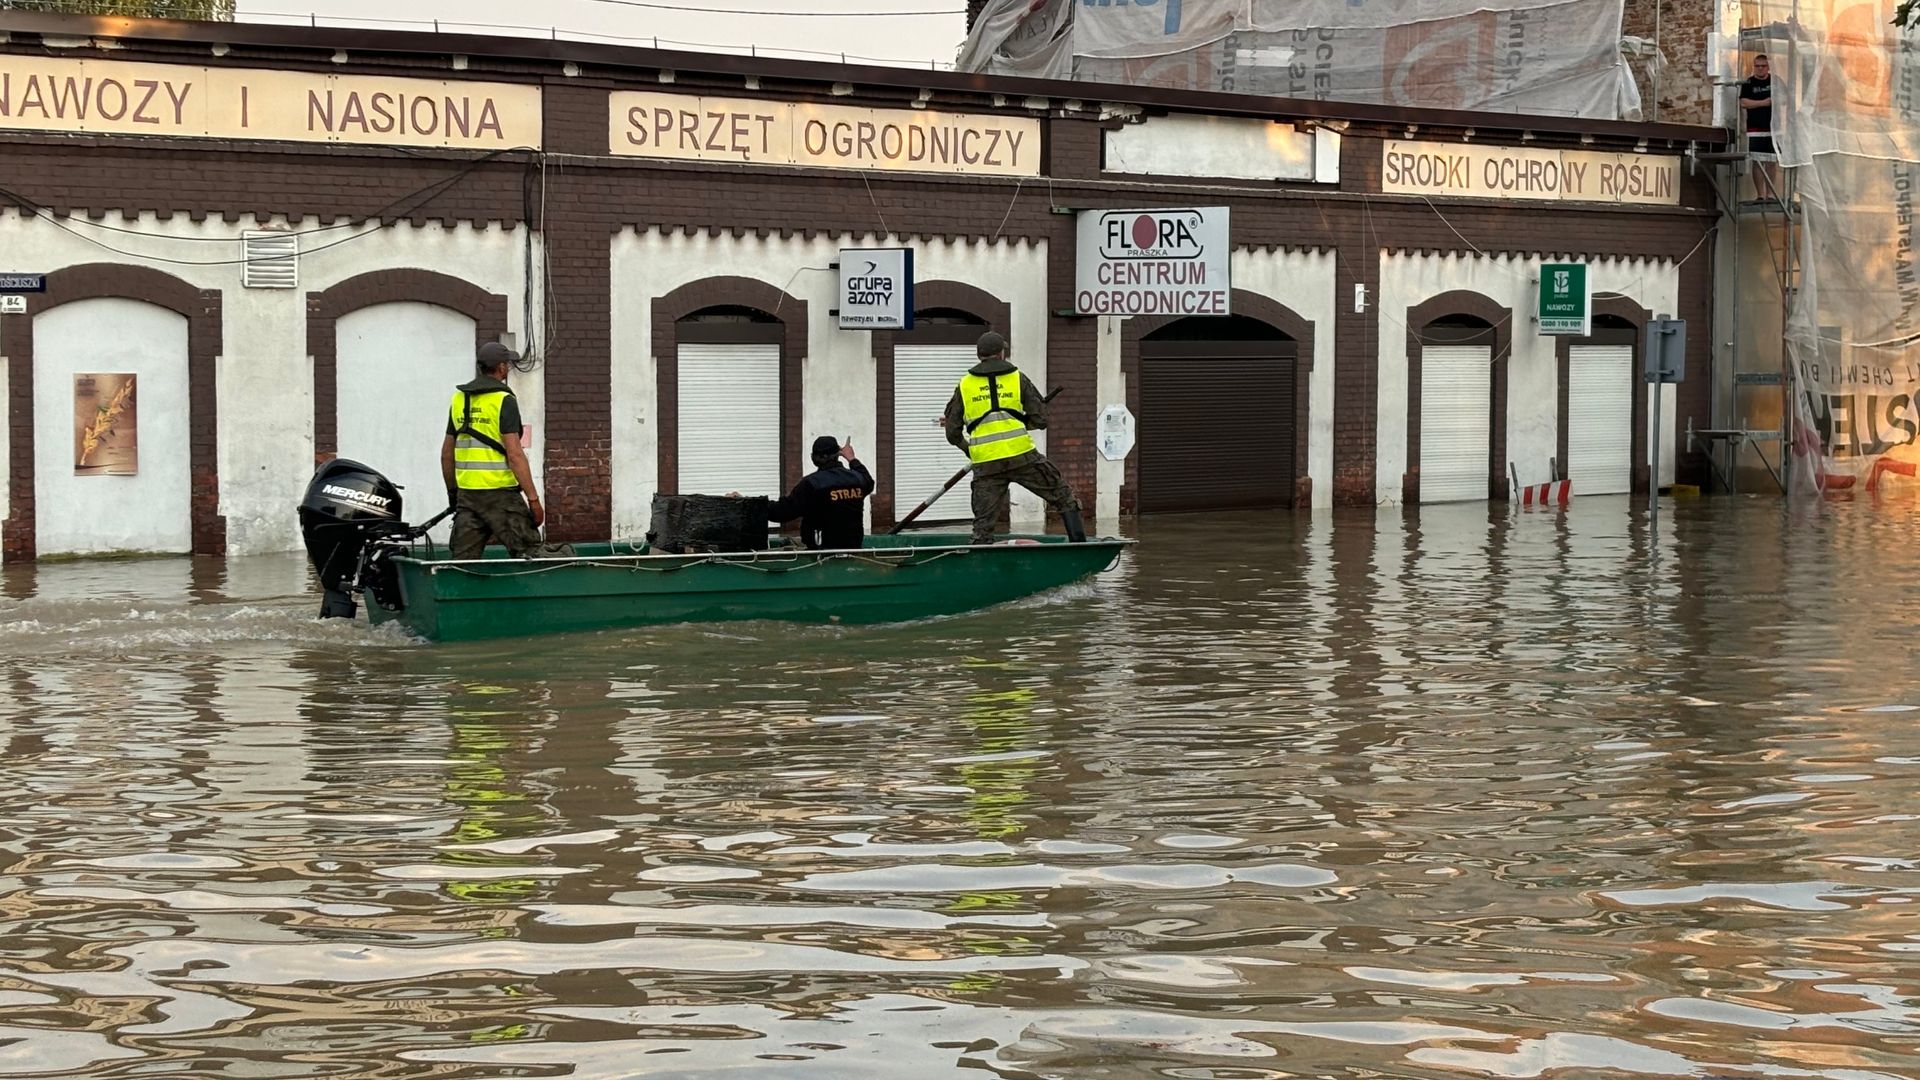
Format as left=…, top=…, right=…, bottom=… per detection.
left=35, top=298, right=193, bottom=555
left=1136, top=314, right=1298, bottom=513
left=889, top=308, right=988, bottom=524
left=336, top=302, right=480, bottom=542
left=1561, top=313, right=1639, bottom=495
left=1414, top=313, right=1498, bottom=504
left=675, top=305, right=784, bottom=496
left=308, top=269, right=512, bottom=544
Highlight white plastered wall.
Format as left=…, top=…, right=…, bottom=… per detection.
left=0, top=209, right=542, bottom=555
left=609, top=228, right=1049, bottom=540
left=1375, top=251, right=1680, bottom=505
left=1093, top=247, right=1339, bottom=516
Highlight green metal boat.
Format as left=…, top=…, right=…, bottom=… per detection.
left=361, top=533, right=1132, bottom=642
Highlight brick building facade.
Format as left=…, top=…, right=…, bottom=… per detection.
left=1624, top=0, right=1721, bottom=127
left=0, top=12, right=1723, bottom=561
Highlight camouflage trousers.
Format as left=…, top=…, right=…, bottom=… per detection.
left=970, top=458, right=1081, bottom=544
left=450, top=488, right=557, bottom=559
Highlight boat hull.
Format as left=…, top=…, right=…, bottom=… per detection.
left=363, top=533, right=1130, bottom=642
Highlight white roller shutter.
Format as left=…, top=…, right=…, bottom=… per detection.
left=1419, top=345, right=1492, bottom=503
left=678, top=342, right=780, bottom=496
left=893, top=345, right=976, bottom=517
left=1566, top=344, right=1634, bottom=495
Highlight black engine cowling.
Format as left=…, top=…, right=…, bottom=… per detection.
left=299, top=458, right=407, bottom=619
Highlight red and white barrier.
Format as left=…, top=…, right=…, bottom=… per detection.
left=1868, top=458, right=1918, bottom=492
left=1518, top=479, right=1572, bottom=508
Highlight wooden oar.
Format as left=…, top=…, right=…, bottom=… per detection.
left=889, top=465, right=972, bottom=534
left=888, top=386, right=1062, bottom=535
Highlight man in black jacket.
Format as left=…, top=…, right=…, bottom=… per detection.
left=738, top=436, right=875, bottom=550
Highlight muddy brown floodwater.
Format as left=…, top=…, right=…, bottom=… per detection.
left=1, top=497, right=1917, bottom=1079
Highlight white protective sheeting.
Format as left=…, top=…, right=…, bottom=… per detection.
left=677, top=343, right=781, bottom=497
left=892, top=345, right=975, bottom=520
left=1566, top=344, right=1634, bottom=494
left=1772, top=2, right=1920, bottom=491
left=1419, top=344, right=1493, bottom=502
left=961, top=0, right=1636, bottom=119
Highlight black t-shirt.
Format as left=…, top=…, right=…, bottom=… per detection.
left=1741, top=75, right=1772, bottom=132
left=445, top=376, right=523, bottom=437
left=767, top=460, right=875, bottom=550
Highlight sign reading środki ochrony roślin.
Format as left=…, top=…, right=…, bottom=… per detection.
left=1537, top=263, right=1591, bottom=335
left=0, top=56, right=542, bottom=149
left=610, top=92, right=1040, bottom=176
left=1074, top=208, right=1231, bottom=316
left=1382, top=140, right=1681, bottom=205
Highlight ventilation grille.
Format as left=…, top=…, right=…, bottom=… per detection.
left=242, top=230, right=299, bottom=289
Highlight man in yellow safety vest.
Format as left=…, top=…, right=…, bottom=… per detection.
left=439, top=342, right=547, bottom=559
left=942, top=331, right=1086, bottom=545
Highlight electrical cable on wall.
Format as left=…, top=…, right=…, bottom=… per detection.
left=573, top=0, right=964, bottom=15
left=0, top=147, right=536, bottom=266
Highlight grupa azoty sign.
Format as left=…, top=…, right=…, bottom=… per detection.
left=837, top=248, right=915, bottom=330
left=1074, top=207, right=1231, bottom=317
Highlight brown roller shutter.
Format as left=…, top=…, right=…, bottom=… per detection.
left=1137, top=342, right=1296, bottom=513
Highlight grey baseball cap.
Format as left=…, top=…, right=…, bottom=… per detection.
left=476, top=341, right=521, bottom=368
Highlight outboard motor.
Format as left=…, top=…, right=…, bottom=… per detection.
left=298, top=458, right=410, bottom=619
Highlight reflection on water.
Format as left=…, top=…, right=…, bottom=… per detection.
left=2, top=497, right=1917, bottom=1079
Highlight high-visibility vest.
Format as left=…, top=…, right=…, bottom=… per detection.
left=449, top=388, right=519, bottom=490
left=958, top=371, right=1036, bottom=465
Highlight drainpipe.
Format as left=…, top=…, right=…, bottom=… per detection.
left=1654, top=0, right=1662, bottom=122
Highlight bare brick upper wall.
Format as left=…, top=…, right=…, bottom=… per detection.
left=1624, top=0, right=1717, bottom=128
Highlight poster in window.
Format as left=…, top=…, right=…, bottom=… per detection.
left=74, top=373, right=138, bottom=476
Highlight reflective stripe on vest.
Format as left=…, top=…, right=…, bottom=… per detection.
left=958, top=371, right=1036, bottom=465
left=449, top=388, right=520, bottom=490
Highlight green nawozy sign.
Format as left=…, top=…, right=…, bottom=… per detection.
left=1537, top=262, right=1591, bottom=335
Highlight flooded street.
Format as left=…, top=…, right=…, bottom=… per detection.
left=1, top=498, right=1916, bottom=1080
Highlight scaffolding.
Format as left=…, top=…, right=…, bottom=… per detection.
left=1704, top=2, right=1920, bottom=498
left=1692, top=1, right=1798, bottom=494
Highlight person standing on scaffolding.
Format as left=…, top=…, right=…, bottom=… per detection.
left=1740, top=54, right=1781, bottom=205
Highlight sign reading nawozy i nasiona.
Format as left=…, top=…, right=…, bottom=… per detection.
left=1382, top=140, right=1681, bottom=205
left=1537, top=262, right=1592, bottom=335
left=611, top=92, right=1040, bottom=176
left=0, top=56, right=542, bottom=149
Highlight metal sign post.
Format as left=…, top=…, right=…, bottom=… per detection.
left=1644, top=316, right=1687, bottom=541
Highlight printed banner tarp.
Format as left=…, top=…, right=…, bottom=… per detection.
left=1775, top=1, right=1920, bottom=491
left=961, top=0, right=1635, bottom=119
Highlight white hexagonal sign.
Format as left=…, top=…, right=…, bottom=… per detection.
left=1097, top=404, right=1136, bottom=462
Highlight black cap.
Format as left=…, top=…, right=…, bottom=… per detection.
left=477, top=341, right=520, bottom=369
left=811, top=436, right=841, bottom=464
left=976, top=331, right=1007, bottom=359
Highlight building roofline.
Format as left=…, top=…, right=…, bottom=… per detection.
left=0, top=11, right=1726, bottom=144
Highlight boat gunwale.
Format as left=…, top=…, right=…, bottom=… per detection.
left=387, top=536, right=1135, bottom=571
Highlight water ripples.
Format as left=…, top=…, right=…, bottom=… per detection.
left=0, top=498, right=1917, bottom=1077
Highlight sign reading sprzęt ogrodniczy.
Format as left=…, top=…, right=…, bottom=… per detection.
left=1074, top=207, right=1231, bottom=317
